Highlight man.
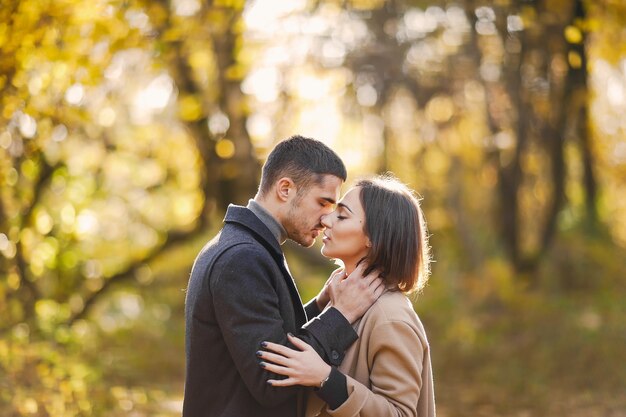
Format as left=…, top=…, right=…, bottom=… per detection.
left=183, top=135, right=383, bottom=417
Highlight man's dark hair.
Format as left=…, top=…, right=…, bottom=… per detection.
left=258, top=135, right=347, bottom=196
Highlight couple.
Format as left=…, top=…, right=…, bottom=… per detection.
left=183, top=136, right=434, bottom=417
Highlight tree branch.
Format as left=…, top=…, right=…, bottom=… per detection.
left=67, top=220, right=211, bottom=324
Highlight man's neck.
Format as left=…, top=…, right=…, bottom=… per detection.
left=247, top=198, right=287, bottom=244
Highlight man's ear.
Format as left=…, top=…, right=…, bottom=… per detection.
left=275, top=177, right=296, bottom=202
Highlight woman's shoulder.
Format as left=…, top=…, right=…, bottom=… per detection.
left=366, top=291, right=425, bottom=328
left=360, top=291, right=430, bottom=346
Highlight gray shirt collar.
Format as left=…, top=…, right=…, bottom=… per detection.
left=246, top=199, right=287, bottom=245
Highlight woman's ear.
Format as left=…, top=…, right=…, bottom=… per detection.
left=276, top=177, right=296, bottom=202
left=366, top=238, right=372, bottom=248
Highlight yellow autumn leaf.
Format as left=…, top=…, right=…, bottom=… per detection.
left=35, top=299, right=60, bottom=322
left=564, top=25, right=583, bottom=44
left=189, top=50, right=212, bottom=70
left=215, top=138, right=236, bottom=159
left=178, top=95, right=203, bottom=121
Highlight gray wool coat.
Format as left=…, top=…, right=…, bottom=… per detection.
left=183, top=205, right=357, bottom=417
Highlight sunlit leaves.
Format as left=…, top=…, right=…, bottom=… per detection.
left=1, top=0, right=216, bottom=413
left=35, top=299, right=69, bottom=328
left=188, top=49, right=213, bottom=70
left=1, top=0, right=623, bottom=415
left=425, top=95, right=455, bottom=124
left=1, top=321, right=100, bottom=416
left=178, top=94, right=203, bottom=121
left=564, top=25, right=584, bottom=44
left=585, top=0, right=626, bottom=246
left=215, top=138, right=236, bottom=159
left=348, top=0, right=386, bottom=10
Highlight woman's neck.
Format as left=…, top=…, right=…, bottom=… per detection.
left=342, top=258, right=362, bottom=277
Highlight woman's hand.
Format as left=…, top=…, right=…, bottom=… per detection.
left=315, top=268, right=345, bottom=311
left=258, top=334, right=331, bottom=387
left=328, top=263, right=385, bottom=324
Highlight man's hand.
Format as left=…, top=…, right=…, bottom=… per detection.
left=315, top=268, right=344, bottom=311
left=328, top=263, right=385, bottom=324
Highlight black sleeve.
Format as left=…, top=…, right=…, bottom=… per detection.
left=301, top=307, right=356, bottom=366
left=304, top=298, right=322, bottom=319
left=211, top=245, right=356, bottom=408
left=316, top=367, right=349, bottom=410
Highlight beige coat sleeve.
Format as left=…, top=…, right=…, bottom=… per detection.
left=326, top=320, right=425, bottom=417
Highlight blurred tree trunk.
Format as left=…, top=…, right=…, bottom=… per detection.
left=157, top=0, right=259, bottom=211
left=472, top=0, right=596, bottom=277
left=467, top=0, right=529, bottom=271
left=535, top=0, right=597, bottom=273
left=212, top=16, right=260, bottom=207
left=571, top=0, right=599, bottom=227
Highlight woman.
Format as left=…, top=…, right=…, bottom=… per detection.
left=258, top=175, right=435, bottom=417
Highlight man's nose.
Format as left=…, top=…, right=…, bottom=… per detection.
left=320, top=213, right=331, bottom=228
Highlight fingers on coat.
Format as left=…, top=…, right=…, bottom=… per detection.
left=287, top=333, right=310, bottom=351
left=267, top=378, right=297, bottom=387
left=258, top=350, right=292, bottom=366
left=260, top=361, right=291, bottom=376
left=262, top=341, right=297, bottom=356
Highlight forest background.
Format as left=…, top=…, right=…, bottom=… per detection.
left=1, top=0, right=625, bottom=416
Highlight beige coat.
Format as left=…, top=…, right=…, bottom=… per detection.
left=305, top=291, right=436, bottom=417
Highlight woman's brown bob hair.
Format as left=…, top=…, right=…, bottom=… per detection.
left=357, top=175, right=431, bottom=294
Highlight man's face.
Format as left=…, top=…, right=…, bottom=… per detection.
left=284, top=175, right=342, bottom=247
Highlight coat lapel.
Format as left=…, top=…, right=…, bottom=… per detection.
left=224, top=205, right=307, bottom=327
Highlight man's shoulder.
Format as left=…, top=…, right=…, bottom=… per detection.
left=188, top=229, right=268, bottom=292
left=196, top=228, right=281, bottom=296
left=197, top=224, right=265, bottom=262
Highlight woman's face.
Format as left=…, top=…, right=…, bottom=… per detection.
left=320, top=187, right=370, bottom=265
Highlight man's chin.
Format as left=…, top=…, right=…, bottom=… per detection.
left=291, top=236, right=316, bottom=248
